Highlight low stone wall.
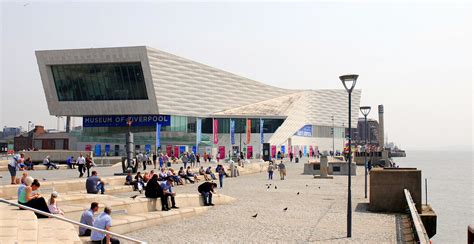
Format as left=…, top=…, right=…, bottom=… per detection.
left=369, top=168, right=422, bottom=212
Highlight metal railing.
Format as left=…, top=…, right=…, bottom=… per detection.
left=0, top=198, right=146, bottom=243
left=404, top=189, right=430, bottom=244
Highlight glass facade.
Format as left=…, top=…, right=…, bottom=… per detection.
left=201, top=118, right=284, bottom=134
left=51, top=62, right=148, bottom=101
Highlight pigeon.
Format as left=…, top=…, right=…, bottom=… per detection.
left=130, top=195, right=139, bottom=200
left=275, top=186, right=277, bottom=189
left=297, top=192, right=300, bottom=195
left=318, top=186, right=320, bottom=189
left=42, top=178, right=47, bottom=181
left=252, top=213, right=258, bottom=218
left=283, top=207, right=288, bottom=211
left=306, top=184, right=308, bottom=187
left=267, top=185, right=270, bottom=189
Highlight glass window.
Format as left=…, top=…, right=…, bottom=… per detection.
left=50, top=62, right=148, bottom=101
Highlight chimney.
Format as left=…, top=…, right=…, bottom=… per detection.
left=378, top=105, right=384, bottom=148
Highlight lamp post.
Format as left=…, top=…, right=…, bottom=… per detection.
left=360, top=106, right=371, bottom=199
left=339, top=74, right=358, bottom=238
left=331, top=116, right=335, bottom=157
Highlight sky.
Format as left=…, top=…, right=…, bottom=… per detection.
left=0, top=1, right=472, bottom=151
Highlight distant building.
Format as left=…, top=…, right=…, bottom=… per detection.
left=352, top=118, right=380, bottom=146
left=35, top=46, right=361, bottom=157
left=1, top=127, right=21, bottom=139
left=13, top=125, right=70, bottom=151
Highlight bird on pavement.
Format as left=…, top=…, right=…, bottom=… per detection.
left=297, top=192, right=300, bottom=195
left=42, top=178, right=47, bottom=181
left=283, top=207, right=288, bottom=211
left=252, top=213, right=258, bottom=218
left=267, top=185, right=270, bottom=189
left=318, top=186, right=321, bottom=189
left=130, top=195, right=139, bottom=199
left=306, top=184, right=308, bottom=187
left=275, top=186, right=277, bottom=189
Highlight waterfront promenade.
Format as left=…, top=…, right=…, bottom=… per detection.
left=0, top=159, right=398, bottom=243
left=125, top=160, right=397, bottom=243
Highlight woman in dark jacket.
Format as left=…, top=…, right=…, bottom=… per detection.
left=145, top=174, right=162, bottom=199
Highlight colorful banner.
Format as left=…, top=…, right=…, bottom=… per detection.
left=192, top=146, right=197, bottom=154
left=196, top=118, right=202, bottom=145
left=156, top=123, right=161, bottom=149
left=303, top=146, right=307, bottom=156
left=247, top=146, right=253, bottom=159
left=247, top=119, right=252, bottom=144
left=166, top=145, right=172, bottom=156
left=218, top=146, right=225, bottom=159
left=281, top=145, right=286, bottom=154
left=230, top=119, right=235, bottom=145
left=271, top=145, right=276, bottom=158
left=260, top=119, right=264, bottom=144
left=213, top=118, right=218, bottom=144
left=174, top=146, right=179, bottom=157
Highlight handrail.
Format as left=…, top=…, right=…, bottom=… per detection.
left=0, top=198, right=146, bottom=244
left=404, top=189, right=430, bottom=244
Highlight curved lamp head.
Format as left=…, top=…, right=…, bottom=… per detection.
left=339, top=74, right=358, bottom=93
left=360, top=106, right=371, bottom=117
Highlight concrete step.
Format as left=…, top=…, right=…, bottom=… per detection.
left=0, top=176, right=131, bottom=199
left=37, top=218, right=82, bottom=244
left=62, top=193, right=235, bottom=222
left=0, top=203, right=38, bottom=243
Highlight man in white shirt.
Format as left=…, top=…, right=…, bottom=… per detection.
left=77, top=154, right=86, bottom=178
left=8, top=153, right=24, bottom=184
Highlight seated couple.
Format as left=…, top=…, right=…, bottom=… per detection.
left=145, top=175, right=179, bottom=211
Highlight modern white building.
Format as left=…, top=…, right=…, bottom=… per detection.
left=36, top=46, right=361, bottom=158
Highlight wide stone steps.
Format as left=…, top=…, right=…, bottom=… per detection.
left=0, top=203, right=81, bottom=244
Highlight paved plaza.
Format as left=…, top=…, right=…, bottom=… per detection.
left=123, top=160, right=397, bottom=243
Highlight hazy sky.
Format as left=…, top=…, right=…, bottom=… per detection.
left=0, top=1, right=472, bottom=150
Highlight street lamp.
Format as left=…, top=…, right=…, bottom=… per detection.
left=339, top=74, right=358, bottom=238
left=360, top=106, right=371, bottom=199
left=331, top=116, right=335, bottom=157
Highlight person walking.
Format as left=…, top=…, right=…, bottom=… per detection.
left=267, top=162, right=274, bottom=180
left=289, top=152, right=294, bottom=163
left=91, top=207, right=120, bottom=244
left=217, top=164, right=227, bottom=188
left=8, top=153, right=24, bottom=184
left=77, top=154, right=86, bottom=178
left=181, top=152, right=189, bottom=169
left=152, top=153, right=157, bottom=169
left=85, top=156, right=94, bottom=177
left=278, top=161, right=286, bottom=180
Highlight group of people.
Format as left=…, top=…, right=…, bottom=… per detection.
left=79, top=202, right=120, bottom=244
left=16, top=172, right=64, bottom=218
left=267, top=161, right=287, bottom=180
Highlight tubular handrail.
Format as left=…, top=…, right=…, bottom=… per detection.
left=404, top=189, right=430, bottom=244
left=0, top=198, right=146, bottom=244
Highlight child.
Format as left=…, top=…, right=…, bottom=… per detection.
left=48, top=191, right=64, bottom=215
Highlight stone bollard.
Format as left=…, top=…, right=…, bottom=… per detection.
left=314, top=154, right=333, bottom=179
left=320, top=155, right=329, bottom=177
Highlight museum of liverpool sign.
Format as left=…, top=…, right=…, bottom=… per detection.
left=83, top=115, right=171, bottom=127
